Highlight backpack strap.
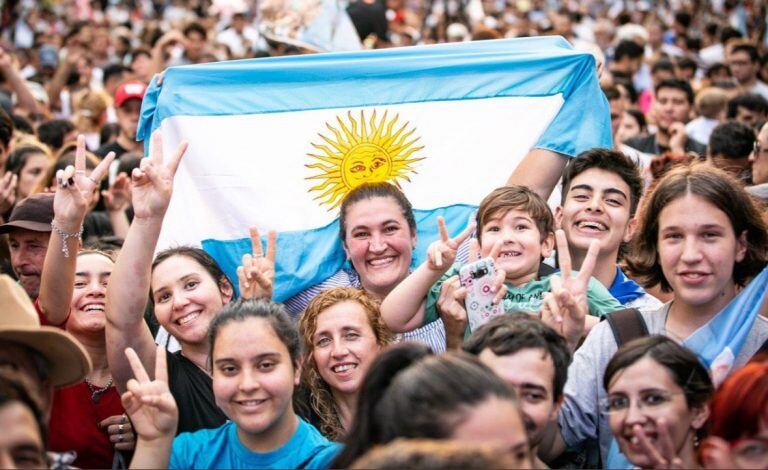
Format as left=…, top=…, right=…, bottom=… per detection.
left=605, top=308, right=648, bottom=348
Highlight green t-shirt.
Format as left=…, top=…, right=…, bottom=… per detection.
left=423, top=265, right=622, bottom=338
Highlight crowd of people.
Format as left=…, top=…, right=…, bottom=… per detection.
left=1, top=0, right=768, bottom=469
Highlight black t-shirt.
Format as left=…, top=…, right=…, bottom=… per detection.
left=623, top=133, right=707, bottom=157
left=94, top=141, right=131, bottom=159
left=165, top=351, right=227, bottom=435
left=82, top=211, right=114, bottom=245
left=347, top=0, right=388, bottom=41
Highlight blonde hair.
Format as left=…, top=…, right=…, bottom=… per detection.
left=695, top=87, right=728, bottom=119
left=299, top=287, right=394, bottom=440
left=72, top=90, right=108, bottom=133
left=11, top=136, right=52, bottom=158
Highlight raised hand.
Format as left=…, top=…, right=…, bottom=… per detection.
left=437, top=275, right=468, bottom=350
left=121, top=346, right=177, bottom=442
left=668, top=122, right=688, bottom=154
left=540, top=229, right=599, bottom=349
left=53, top=135, right=114, bottom=231
left=0, top=171, right=17, bottom=213
left=426, top=216, right=474, bottom=272
left=101, top=172, right=131, bottom=212
left=0, top=47, right=15, bottom=71
left=700, top=437, right=740, bottom=469
left=631, top=420, right=686, bottom=469
left=130, top=131, right=187, bottom=220
left=236, top=227, right=277, bottom=300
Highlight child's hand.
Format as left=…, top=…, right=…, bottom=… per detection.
left=236, top=227, right=277, bottom=300
left=540, top=230, right=599, bottom=350
left=426, top=216, right=474, bottom=272
left=436, top=275, right=468, bottom=350
left=468, top=238, right=508, bottom=305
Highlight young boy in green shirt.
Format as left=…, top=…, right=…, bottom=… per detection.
left=380, top=185, right=621, bottom=349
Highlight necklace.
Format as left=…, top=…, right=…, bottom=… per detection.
left=85, top=376, right=113, bottom=403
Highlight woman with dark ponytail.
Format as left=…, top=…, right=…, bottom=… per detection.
left=332, top=343, right=533, bottom=468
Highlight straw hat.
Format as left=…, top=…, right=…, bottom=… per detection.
left=0, top=275, right=91, bottom=387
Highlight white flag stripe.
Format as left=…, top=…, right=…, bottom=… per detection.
left=156, top=94, right=564, bottom=249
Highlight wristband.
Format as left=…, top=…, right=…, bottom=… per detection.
left=50, top=221, right=83, bottom=258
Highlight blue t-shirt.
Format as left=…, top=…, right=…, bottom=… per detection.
left=169, top=418, right=340, bottom=469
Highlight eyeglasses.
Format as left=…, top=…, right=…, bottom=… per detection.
left=600, top=390, right=683, bottom=414
left=754, top=143, right=768, bottom=155
left=732, top=437, right=768, bottom=468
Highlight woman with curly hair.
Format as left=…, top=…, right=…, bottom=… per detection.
left=298, top=287, right=394, bottom=440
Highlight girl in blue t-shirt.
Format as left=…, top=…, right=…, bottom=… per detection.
left=121, top=299, right=340, bottom=469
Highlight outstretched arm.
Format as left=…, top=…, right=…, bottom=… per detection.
left=39, top=136, right=114, bottom=325
left=106, top=132, right=187, bottom=393
left=507, top=148, right=568, bottom=200
left=380, top=217, right=473, bottom=333
left=0, top=48, right=40, bottom=116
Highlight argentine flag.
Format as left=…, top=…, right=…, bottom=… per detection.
left=137, top=37, right=611, bottom=301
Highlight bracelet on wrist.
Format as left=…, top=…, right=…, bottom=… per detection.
left=50, top=221, right=83, bottom=258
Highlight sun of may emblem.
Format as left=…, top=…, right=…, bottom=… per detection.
left=306, top=109, right=424, bottom=209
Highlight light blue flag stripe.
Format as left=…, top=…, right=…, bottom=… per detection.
left=683, top=265, right=768, bottom=370
left=203, top=205, right=477, bottom=301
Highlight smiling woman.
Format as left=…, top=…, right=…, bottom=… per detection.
left=122, top=300, right=341, bottom=469
left=298, top=287, right=394, bottom=440
left=285, top=182, right=447, bottom=352
left=603, top=336, right=713, bottom=469
left=35, top=136, right=132, bottom=469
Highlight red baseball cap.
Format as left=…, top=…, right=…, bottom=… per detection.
left=114, top=80, right=147, bottom=107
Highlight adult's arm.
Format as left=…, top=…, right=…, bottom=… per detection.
left=45, top=49, right=80, bottom=112
left=507, top=148, right=568, bottom=200
left=39, top=137, right=114, bottom=325
left=0, top=48, right=39, bottom=116
left=106, top=133, right=187, bottom=393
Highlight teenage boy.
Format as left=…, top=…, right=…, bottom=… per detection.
left=380, top=185, right=621, bottom=348
left=464, top=314, right=571, bottom=469
left=556, top=148, right=662, bottom=312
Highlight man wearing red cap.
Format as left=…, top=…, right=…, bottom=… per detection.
left=94, top=80, right=146, bottom=159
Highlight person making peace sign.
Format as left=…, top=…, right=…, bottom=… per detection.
left=381, top=185, right=621, bottom=351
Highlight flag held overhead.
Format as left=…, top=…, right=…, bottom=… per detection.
left=137, top=37, right=611, bottom=301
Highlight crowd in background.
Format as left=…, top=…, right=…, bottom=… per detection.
left=2, top=0, right=768, bottom=469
